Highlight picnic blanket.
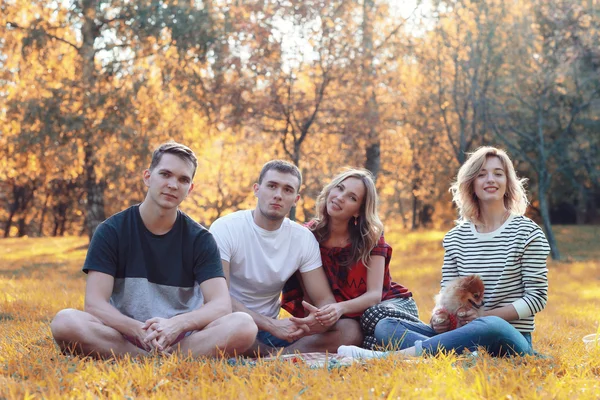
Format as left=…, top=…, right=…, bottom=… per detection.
left=228, top=352, right=357, bottom=369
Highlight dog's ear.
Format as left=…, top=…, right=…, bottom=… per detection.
left=463, top=275, right=485, bottom=294
left=458, top=275, right=476, bottom=290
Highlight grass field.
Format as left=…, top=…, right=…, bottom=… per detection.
left=1, top=225, right=599, bottom=399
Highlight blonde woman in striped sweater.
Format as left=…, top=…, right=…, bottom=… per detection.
left=339, top=146, right=550, bottom=358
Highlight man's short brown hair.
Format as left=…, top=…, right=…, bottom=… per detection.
left=258, top=160, right=302, bottom=192
left=149, top=141, right=198, bottom=178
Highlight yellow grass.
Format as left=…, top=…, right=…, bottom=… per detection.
left=1, top=226, right=600, bottom=399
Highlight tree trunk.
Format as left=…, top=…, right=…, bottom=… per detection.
left=38, top=189, right=50, bottom=236
left=302, top=201, right=314, bottom=222
left=397, top=196, right=408, bottom=229
left=4, top=200, right=17, bottom=238
left=80, top=0, right=106, bottom=239
left=289, top=204, right=297, bottom=222
left=16, top=183, right=36, bottom=237
left=59, top=216, right=68, bottom=236
left=362, top=0, right=381, bottom=181
left=84, top=144, right=106, bottom=238
left=575, top=186, right=587, bottom=225
left=17, top=215, right=27, bottom=237
left=4, top=184, right=22, bottom=238
left=53, top=220, right=60, bottom=237
left=289, top=152, right=300, bottom=222
left=411, top=190, right=419, bottom=230
left=538, top=173, right=560, bottom=260
left=365, top=130, right=381, bottom=181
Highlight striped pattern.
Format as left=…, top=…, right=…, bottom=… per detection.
left=441, top=215, right=550, bottom=333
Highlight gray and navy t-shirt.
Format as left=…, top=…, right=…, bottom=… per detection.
left=83, top=205, right=224, bottom=322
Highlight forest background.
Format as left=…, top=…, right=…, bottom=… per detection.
left=1, top=0, right=599, bottom=261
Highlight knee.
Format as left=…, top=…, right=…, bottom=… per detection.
left=473, top=316, right=515, bottom=337
left=50, top=309, right=82, bottom=342
left=345, top=321, right=364, bottom=346
left=335, top=319, right=363, bottom=346
left=472, top=316, right=531, bottom=355
left=475, top=316, right=510, bottom=331
left=229, top=312, right=258, bottom=344
left=373, top=318, right=399, bottom=340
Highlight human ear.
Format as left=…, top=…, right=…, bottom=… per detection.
left=143, top=169, right=151, bottom=186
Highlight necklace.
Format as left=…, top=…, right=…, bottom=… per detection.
left=476, top=210, right=510, bottom=233
left=328, top=236, right=350, bottom=248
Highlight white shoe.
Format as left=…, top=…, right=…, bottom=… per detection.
left=337, top=345, right=389, bottom=359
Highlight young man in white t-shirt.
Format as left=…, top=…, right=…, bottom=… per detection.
left=210, top=160, right=363, bottom=355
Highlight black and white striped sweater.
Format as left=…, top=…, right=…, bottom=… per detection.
left=441, top=214, right=550, bottom=333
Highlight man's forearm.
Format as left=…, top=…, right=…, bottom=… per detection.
left=85, top=299, right=140, bottom=334
left=172, top=298, right=231, bottom=333
left=299, top=268, right=337, bottom=309
left=231, top=296, right=274, bottom=332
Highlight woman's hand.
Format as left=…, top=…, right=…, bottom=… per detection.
left=457, top=307, right=485, bottom=327
left=289, top=301, right=334, bottom=333
left=314, top=303, right=344, bottom=326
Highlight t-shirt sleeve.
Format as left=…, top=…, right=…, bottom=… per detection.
left=208, top=218, right=234, bottom=262
left=193, top=230, right=225, bottom=285
left=370, top=234, right=391, bottom=258
left=82, top=222, right=118, bottom=276
left=298, top=230, right=322, bottom=273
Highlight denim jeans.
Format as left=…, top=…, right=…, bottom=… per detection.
left=373, top=316, right=534, bottom=356
left=256, top=330, right=296, bottom=348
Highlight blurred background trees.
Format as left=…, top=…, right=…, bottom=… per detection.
left=1, top=0, right=598, bottom=259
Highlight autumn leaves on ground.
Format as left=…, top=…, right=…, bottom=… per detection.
left=1, top=226, right=599, bottom=399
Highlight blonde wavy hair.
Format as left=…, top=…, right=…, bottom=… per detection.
left=310, top=169, right=383, bottom=268
left=450, top=147, right=529, bottom=226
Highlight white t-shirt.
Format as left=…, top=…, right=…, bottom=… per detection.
left=209, top=210, right=322, bottom=318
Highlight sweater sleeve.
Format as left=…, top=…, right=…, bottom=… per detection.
left=440, top=234, right=459, bottom=289
left=511, top=227, right=550, bottom=319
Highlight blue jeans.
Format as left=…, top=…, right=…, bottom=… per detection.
left=256, top=330, right=296, bottom=348
left=374, top=316, right=534, bottom=356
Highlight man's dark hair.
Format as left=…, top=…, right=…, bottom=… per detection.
left=258, top=160, right=302, bottom=192
left=149, top=141, right=198, bottom=178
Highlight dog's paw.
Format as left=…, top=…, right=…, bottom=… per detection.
left=432, top=308, right=449, bottom=324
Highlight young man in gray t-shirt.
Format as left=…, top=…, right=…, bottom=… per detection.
left=50, top=142, right=257, bottom=358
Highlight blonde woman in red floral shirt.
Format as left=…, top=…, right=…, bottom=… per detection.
left=282, top=169, right=417, bottom=348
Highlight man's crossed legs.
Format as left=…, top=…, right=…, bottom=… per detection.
left=51, top=309, right=258, bottom=359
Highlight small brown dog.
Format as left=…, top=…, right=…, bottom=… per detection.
left=431, top=275, right=485, bottom=331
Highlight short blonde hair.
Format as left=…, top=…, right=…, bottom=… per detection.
left=310, top=168, right=383, bottom=268
left=450, top=147, right=528, bottom=225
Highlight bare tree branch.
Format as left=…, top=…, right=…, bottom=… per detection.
left=7, top=21, right=80, bottom=51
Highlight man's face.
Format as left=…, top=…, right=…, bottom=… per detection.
left=253, top=170, right=300, bottom=221
left=143, top=153, right=195, bottom=210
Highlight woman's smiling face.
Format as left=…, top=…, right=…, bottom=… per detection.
left=473, top=156, right=507, bottom=204
left=326, top=177, right=366, bottom=221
